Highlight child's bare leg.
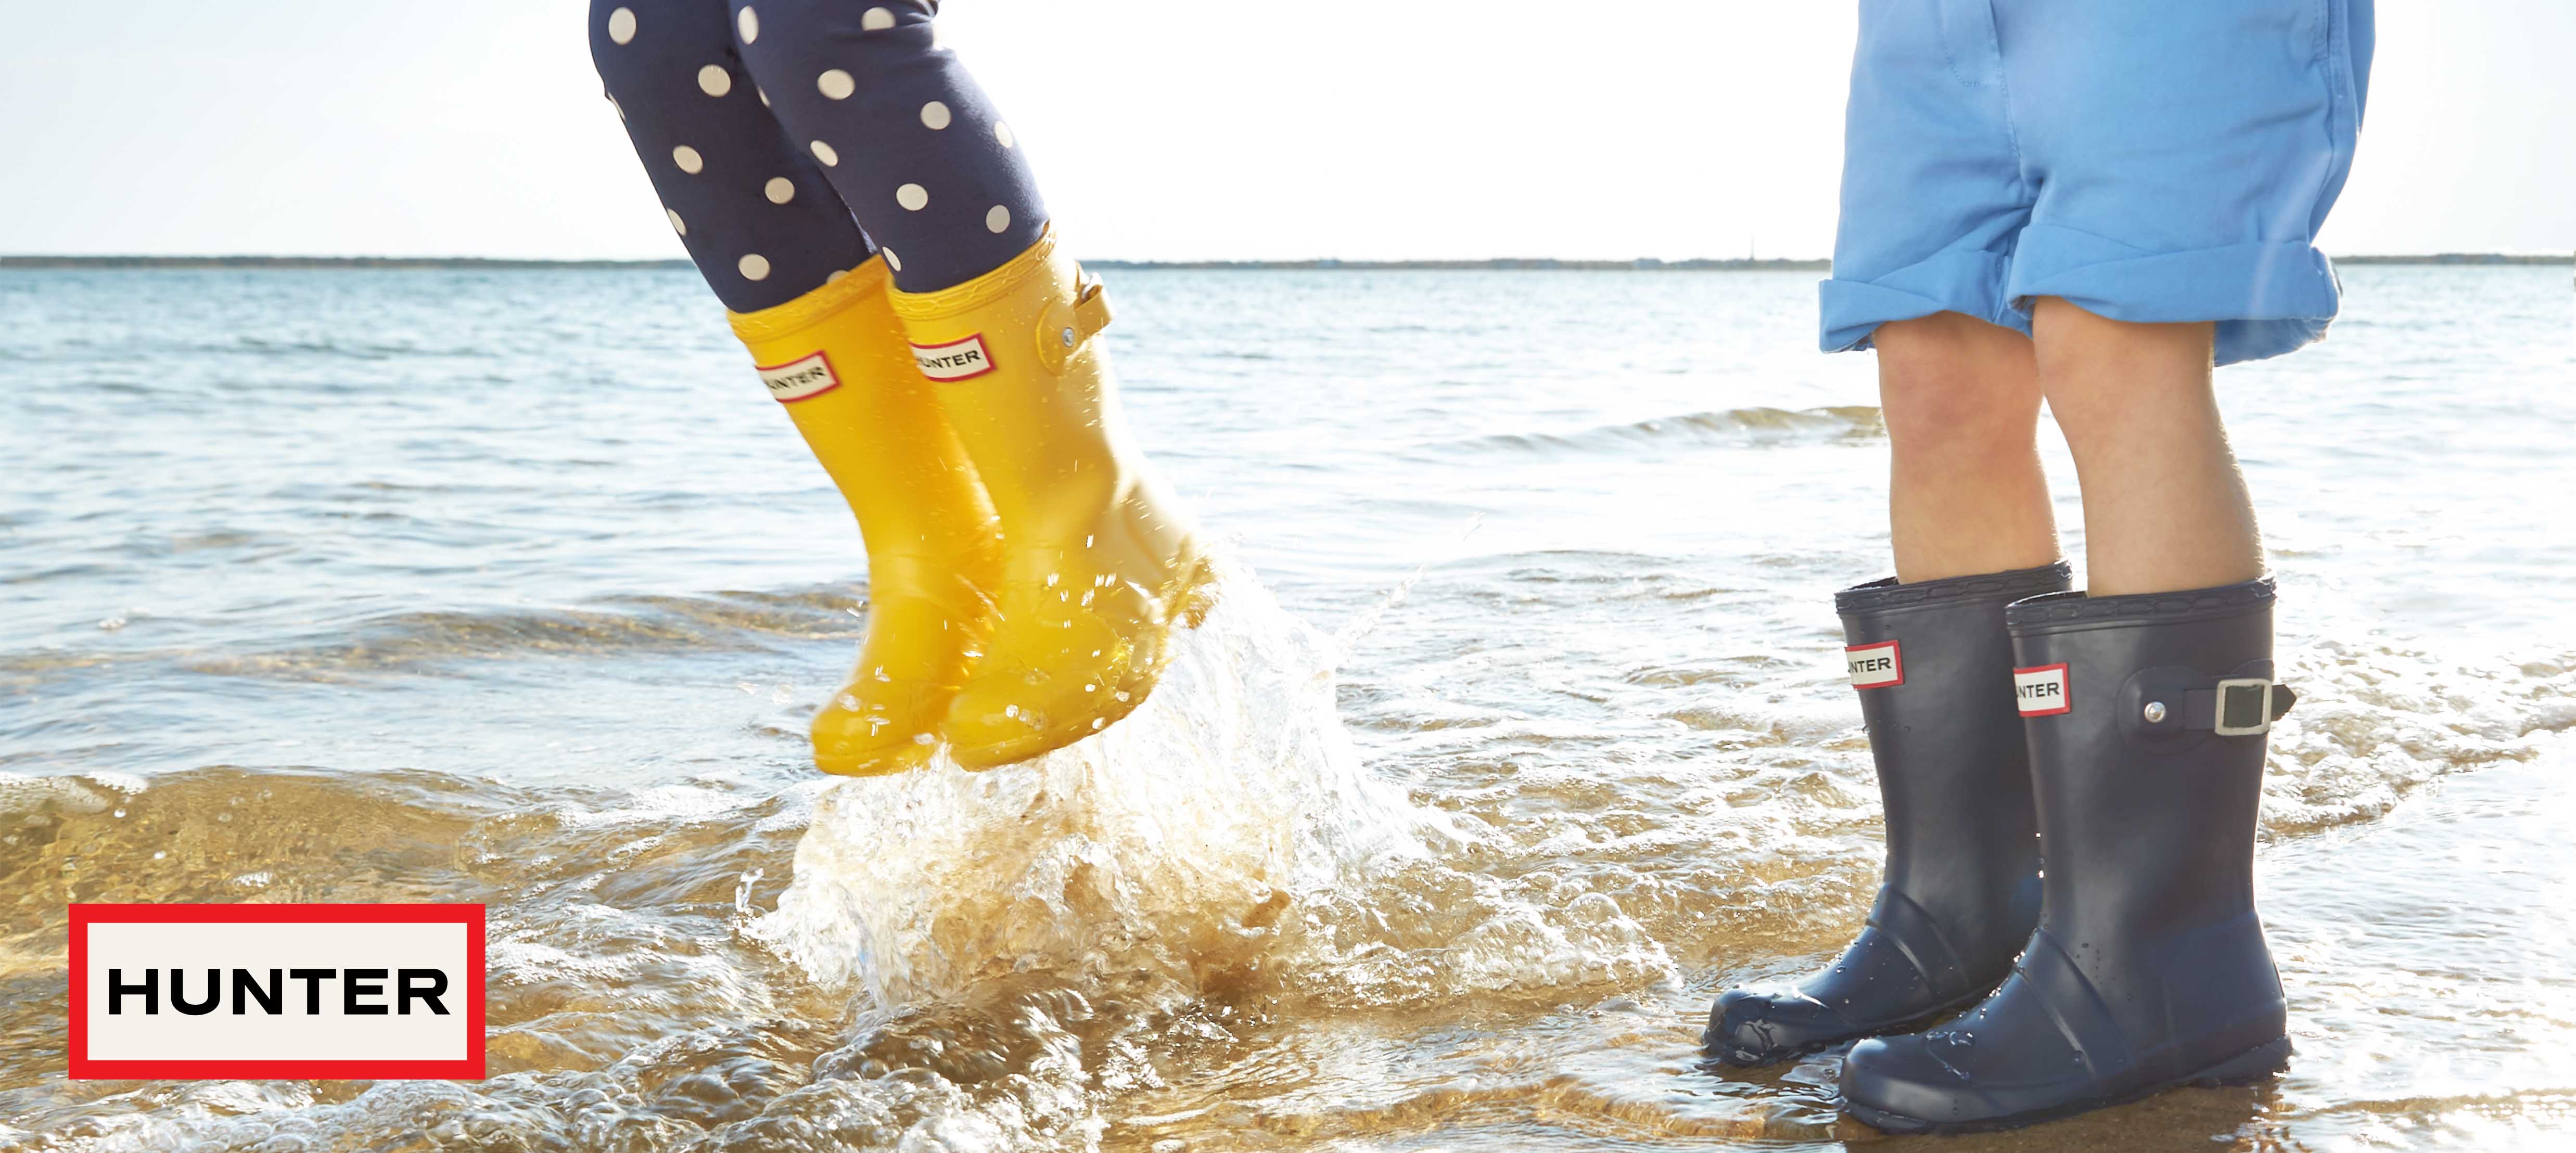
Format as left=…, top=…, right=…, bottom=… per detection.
left=2029, top=298, right=2261, bottom=596
left=1874, top=312, right=2060, bottom=582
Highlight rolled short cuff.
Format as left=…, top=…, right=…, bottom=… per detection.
left=1818, top=248, right=2027, bottom=353
left=2005, top=227, right=2343, bottom=366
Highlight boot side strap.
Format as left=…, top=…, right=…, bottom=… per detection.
left=1074, top=272, right=1113, bottom=339
left=1034, top=274, right=1115, bottom=373
left=2129, top=663, right=2297, bottom=737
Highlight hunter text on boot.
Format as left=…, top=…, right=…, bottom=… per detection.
left=911, top=334, right=997, bottom=381
left=757, top=351, right=841, bottom=402
left=2014, top=663, right=2070, bottom=717
left=1846, top=640, right=1904, bottom=688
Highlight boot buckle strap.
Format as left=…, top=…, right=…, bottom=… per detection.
left=1074, top=274, right=1113, bottom=336
left=2205, top=678, right=2276, bottom=736
left=2131, top=665, right=2297, bottom=737
left=1034, top=275, right=1115, bottom=373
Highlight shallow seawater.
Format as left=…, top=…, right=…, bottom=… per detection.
left=2, top=264, right=2572, bottom=1150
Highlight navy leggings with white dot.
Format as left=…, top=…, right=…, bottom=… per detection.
left=590, top=0, right=1048, bottom=311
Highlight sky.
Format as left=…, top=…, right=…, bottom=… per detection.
left=1, top=1, right=2567, bottom=261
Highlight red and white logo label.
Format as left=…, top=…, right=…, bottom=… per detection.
left=2014, top=664, right=2071, bottom=716
left=757, top=351, right=841, bottom=402
left=911, top=334, right=997, bottom=381
left=1845, top=640, right=1904, bottom=689
left=69, top=904, right=486, bottom=1080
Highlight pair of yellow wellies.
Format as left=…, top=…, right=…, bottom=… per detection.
left=729, top=229, right=1210, bottom=774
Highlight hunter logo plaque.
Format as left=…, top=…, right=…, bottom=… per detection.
left=69, top=903, right=486, bottom=1080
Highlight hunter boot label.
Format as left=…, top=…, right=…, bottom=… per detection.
left=911, top=334, right=998, bottom=381
left=2014, top=663, right=2071, bottom=716
left=757, top=351, right=841, bottom=402
left=1846, top=640, right=1904, bottom=688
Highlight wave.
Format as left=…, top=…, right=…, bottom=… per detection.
left=0, top=588, right=877, bottom=684
left=1420, top=405, right=1884, bottom=457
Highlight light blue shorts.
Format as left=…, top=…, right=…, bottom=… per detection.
left=1822, top=0, right=2375, bottom=366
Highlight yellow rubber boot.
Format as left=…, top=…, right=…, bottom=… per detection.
left=729, top=257, right=1001, bottom=775
left=889, top=228, right=1213, bottom=768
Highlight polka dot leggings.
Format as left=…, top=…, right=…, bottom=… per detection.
left=590, top=0, right=1048, bottom=311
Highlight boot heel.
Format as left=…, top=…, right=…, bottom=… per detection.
left=2187, top=1036, right=2292, bottom=1087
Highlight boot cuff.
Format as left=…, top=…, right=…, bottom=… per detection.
left=1835, top=561, right=2073, bottom=617
left=888, top=225, right=1067, bottom=321
left=2006, top=577, right=2276, bottom=636
left=725, top=255, right=891, bottom=343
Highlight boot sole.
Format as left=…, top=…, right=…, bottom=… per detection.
left=1841, top=1035, right=2292, bottom=1135
left=1707, top=984, right=1996, bottom=1068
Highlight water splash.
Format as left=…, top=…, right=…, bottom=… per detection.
left=746, top=559, right=1437, bottom=1008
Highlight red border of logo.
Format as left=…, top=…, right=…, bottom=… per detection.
left=68, top=903, right=487, bottom=1081
left=1844, top=639, right=1905, bottom=689
left=909, top=334, right=998, bottom=381
left=2013, top=663, right=2072, bottom=718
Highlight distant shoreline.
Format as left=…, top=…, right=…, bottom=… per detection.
left=1, top=253, right=2564, bottom=271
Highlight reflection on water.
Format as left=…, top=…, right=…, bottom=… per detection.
left=1, top=265, right=2572, bottom=1149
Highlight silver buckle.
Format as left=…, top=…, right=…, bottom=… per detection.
left=2211, top=678, right=2274, bottom=736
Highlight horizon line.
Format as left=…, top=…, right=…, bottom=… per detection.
left=1, top=252, right=2566, bottom=271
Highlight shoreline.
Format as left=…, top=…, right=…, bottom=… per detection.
left=1, top=253, right=2563, bottom=271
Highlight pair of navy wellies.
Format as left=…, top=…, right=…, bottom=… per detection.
left=1705, top=563, right=2300, bottom=1134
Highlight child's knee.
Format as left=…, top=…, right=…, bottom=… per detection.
left=1874, top=317, right=2039, bottom=452
left=1881, top=377, right=2031, bottom=459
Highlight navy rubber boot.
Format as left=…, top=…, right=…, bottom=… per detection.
left=1704, top=562, right=2068, bottom=1066
left=1840, top=578, right=2299, bottom=1133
